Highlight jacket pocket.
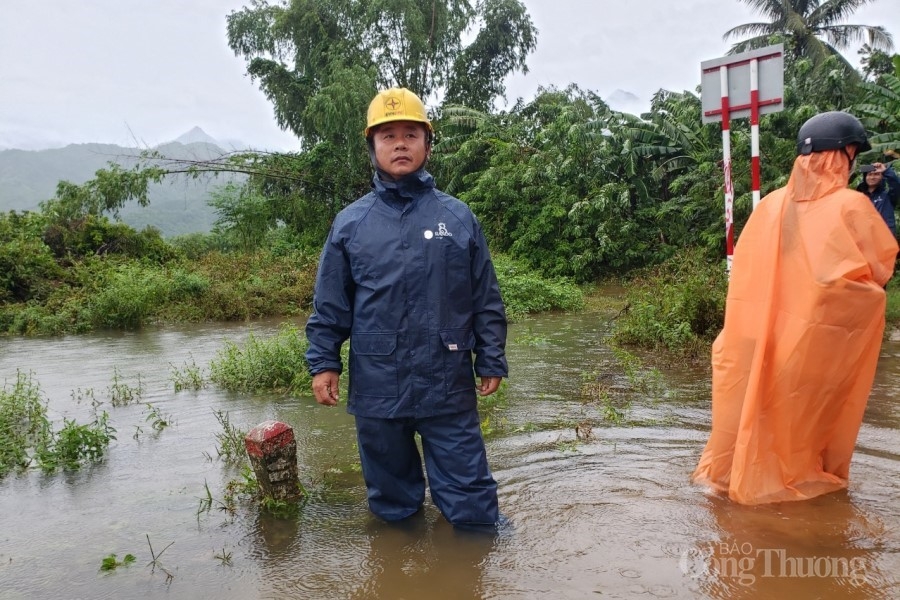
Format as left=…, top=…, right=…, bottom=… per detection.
left=439, top=328, right=475, bottom=393
left=350, top=332, right=399, bottom=399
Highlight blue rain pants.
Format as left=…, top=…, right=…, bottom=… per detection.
left=355, top=409, right=498, bottom=528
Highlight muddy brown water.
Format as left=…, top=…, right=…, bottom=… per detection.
left=0, top=309, right=897, bottom=599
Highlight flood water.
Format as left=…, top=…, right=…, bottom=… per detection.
left=0, top=307, right=898, bottom=599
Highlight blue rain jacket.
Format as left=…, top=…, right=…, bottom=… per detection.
left=305, top=169, right=508, bottom=419
left=856, top=166, right=899, bottom=235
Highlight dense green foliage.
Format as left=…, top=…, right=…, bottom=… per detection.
left=226, top=0, right=536, bottom=144
left=0, top=208, right=319, bottom=335
left=855, top=56, right=900, bottom=159
left=1, top=1, right=899, bottom=354
left=492, top=255, right=585, bottom=321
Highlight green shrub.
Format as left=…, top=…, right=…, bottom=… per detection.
left=0, top=238, right=64, bottom=303
left=0, top=212, right=63, bottom=304
left=0, top=303, right=72, bottom=336
left=209, top=323, right=311, bottom=392
left=35, top=412, right=116, bottom=472
left=263, top=225, right=320, bottom=257
left=87, top=263, right=170, bottom=329
left=493, top=254, right=585, bottom=321
left=0, top=371, right=114, bottom=477
left=167, top=268, right=210, bottom=300
left=0, top=371, right=49, bottom=477
left=188, top=250, right=317, bottom=321
left=168, top=232, right=234, bottom=259
left=612, top=247, right=727, bottom=356
left=42, top=215, right=177, bottom=263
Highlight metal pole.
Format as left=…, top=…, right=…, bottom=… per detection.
left=720, top=65, right=734, bottom=273
left=750, top=58, right=761, bottom=210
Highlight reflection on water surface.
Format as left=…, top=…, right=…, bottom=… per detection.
left=0, top=312, right=897, bottom=599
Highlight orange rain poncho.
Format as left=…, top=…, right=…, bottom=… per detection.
left=692, top=150, right=899, bottom=505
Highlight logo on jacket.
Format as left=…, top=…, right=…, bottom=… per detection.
left=423, top=223, right=453, bottom=240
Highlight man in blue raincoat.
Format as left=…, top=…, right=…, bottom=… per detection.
left=305, top=87, right=508, bottom=529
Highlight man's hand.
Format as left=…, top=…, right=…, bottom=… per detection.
left=874, top=162, right=886, bottom=174
left=476, top=376, right=502, bottom=397
left=312, top=371, right=340, bottom=406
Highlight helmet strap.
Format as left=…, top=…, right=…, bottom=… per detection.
left=842, top=147, right=855, bottom=170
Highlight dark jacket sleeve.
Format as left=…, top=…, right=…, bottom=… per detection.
left=884, top=167, right=900, bottom=207
left=469, top=217, right=508, bottom=377
left=305, top=225, right=355, bottom=375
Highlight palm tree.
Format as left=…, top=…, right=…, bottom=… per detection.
left=725, top=0, right=893, bottom=72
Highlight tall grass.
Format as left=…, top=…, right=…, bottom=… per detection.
left=170, top=357, right=205, bottom=391
left=612, top=248, right=727, bottom=357
left=492, top=254, right=585, bottom=322
left=87, top=263, right=170, bottom=329
left=209, top=323, right=311, bottom=392
left=211, top=410, right=248, bottom=464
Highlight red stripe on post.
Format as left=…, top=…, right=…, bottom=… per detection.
left=701, top=51, right=782, bottom=74
left=704, top=97, right=782, bottom=118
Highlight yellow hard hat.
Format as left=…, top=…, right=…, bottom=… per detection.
left=365, top=87, right=433, bottom=138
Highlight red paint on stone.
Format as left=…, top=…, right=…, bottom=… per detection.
left=244, top=420, right=295, bottom=458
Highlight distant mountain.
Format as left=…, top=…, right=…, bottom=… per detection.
left=169, top=127, right=250, bottom=151
left=0, top=129, right=248, bottom=237
left=174, top=126, right=222, bottom=146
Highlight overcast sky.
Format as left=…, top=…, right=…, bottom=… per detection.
left=1, top=0, right=898, bottom=151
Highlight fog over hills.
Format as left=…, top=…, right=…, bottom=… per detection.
left=0, top=128, right=245, bottom=237
left=172, top=126, right=250, bottom=151
left=604, top=89, right=645, bottom=116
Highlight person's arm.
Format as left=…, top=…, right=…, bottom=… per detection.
left=468, top=217, right=508, bottom=395
left=883, top=165, right=900, bottom=206
left=305, top=224, right=355, bottom=403
left=850, top=200, right=898, bottom=287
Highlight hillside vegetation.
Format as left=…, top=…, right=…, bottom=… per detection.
left=0, top=139, right=242, bottom=237
left=1, top=2, right=899, bottom=353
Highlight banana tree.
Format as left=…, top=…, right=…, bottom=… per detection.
left=854, top=56, right=900, bottom=159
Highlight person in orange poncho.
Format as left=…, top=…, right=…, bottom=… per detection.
left=692, top=111, right=899, bottom=505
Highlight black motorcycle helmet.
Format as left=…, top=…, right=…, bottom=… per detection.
left=796, top=111, right=871, bottom=155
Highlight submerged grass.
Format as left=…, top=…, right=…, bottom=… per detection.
left=0, top=371, right=48, bottom=476
left=211, top=410, right=247, bottom=464
left=108, top=368, right=143, bottom=407
left=1, top=370, right=116, bottom=477
left=170, top=357, right=205, bottom=392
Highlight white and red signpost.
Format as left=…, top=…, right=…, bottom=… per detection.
left=701, top=44, right=784, bottom=272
